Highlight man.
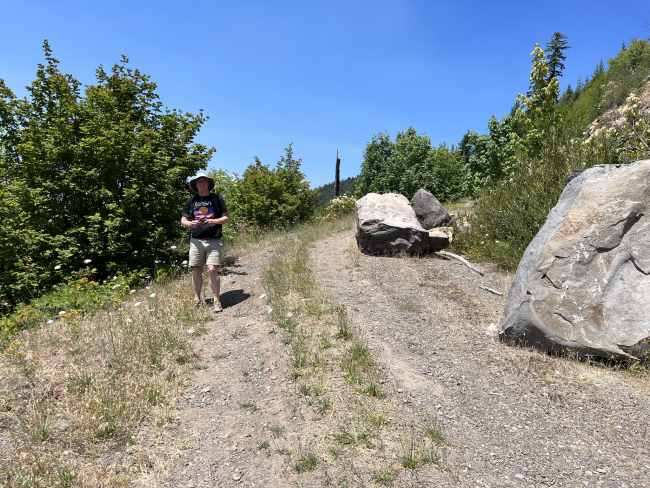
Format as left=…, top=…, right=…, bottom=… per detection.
left=181, top=173, right=230, bottom=313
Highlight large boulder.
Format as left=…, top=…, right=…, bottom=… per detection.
left=355, top=193, right=450, bottom=253
left=410, top=189, right=453, bottom=228
left=500, top=161, right=650, bottom=359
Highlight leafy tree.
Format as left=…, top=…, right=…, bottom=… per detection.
left=228, top=144, right=318, bottom=227
left=355, top=127, right=465, bottom=202
left=461, top=115, right=522, bottom=194
left=515, top=44, right=560, bottom=129
left=0, top=41, right=213, bottom=309
left=544, top=32, right=571, bottom=83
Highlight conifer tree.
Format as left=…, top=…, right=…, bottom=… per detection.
left=544, top=32, right=572, bottom=82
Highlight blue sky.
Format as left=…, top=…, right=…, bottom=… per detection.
left=2, top=0, right=649, bottom=187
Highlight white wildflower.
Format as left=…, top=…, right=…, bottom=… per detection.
left=47, top=319, right=54, bottom=324
left=146, top=275, right=150, bottom=279
left=495, top=240, right=500, bottom=244
left=112, top=284, right=121, bottom=290
left=155, top=260, right=159, bottom=264
left=187, top=328, right=195, bottom=334
left=149, top=293, right=156, bottom=298
left=182, top=260, right=188, bottom=265
left=134, top=302, right=142, bottom=307
left=130, top=289, right=136, bottom=293
left=54, top=265, right=61, bottom=270
left=58, top=311, right=66, bottom=315
left=84, top=259, right=92, bottom=264
left=286, top=312, right=293, bottom=318
left=170, top=246, right=177, bottom=249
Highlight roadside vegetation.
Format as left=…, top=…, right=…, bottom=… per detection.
left=0, top=275, right=214, bottom=486
left=260, top=213, right=450, bottom=485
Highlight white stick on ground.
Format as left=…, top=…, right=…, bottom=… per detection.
left=436, top=250, right=485, bottom=276
left=479, top=286, right=503, bottom=296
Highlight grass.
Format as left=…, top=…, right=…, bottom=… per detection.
left=294, top=452, right=318, bottom=472
left=258, top=440, right=271, bottom=450
left=315, top=397, right=333, bottom=414
left=0, top=278, right=213, bottom=485
left=334, top=306, right=353, bottom=341
left=366, top=412, right=389, bottom=426
left=358, top=381, right=385, bottom=398
left=269, top=424, right=284, bottom=438
left=335, top=426, right=372, bottom=447
left=240, top=401, right=258, bottom=412
left=231, top=326, right=248, bottom=339
left=425, top=420, right=445, bottom=443
left=373, top=469, right=396, bottom=486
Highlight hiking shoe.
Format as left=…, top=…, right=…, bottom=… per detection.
left=213, top=300, right=223, bottom=314
left=193, top=297, right=204, bottom=308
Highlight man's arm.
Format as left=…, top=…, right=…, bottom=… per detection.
left=181, top=214, right=196, bottom=229
left=203, top=211, right=230, bottom=227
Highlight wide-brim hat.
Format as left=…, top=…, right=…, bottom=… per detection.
left=189, top=173, right=215, bottom=193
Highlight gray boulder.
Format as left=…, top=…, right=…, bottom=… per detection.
left=410, top=189, right=453, bottom=229
left=355, top=193, right=450, bottom=253
left=500, top=161, right=650, bottom=359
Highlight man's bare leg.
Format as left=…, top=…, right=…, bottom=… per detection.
left=207, top=265, right=222, bottom=312
left=192, top=266, right=204, bottom=300
left=207, top=265, right=221, bottom=299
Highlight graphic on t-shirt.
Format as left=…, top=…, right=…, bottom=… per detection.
left=194, top=204, right=214, bottom=219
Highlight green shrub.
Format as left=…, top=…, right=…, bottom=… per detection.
left=356, top=127, right=465, bottom=202
left=0, top=41, right=213, bottom=313
left=227, top=144, right=318, bottom=228
left=317, top=195, right=356, bottom=222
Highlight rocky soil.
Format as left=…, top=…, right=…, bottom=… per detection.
left=152, top=229, right=650, bottom=488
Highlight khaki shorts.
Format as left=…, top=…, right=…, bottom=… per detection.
left=189, top=238, right=222, bottom=267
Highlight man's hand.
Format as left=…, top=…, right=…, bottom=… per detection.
left=203, top=218, right=223, bottom=228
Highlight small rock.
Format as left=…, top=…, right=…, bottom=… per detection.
left=232, top=473, right=241, bottom=481
left=201, top=387, right=211, bottom=394
left=397, top=388, right=403, bottom=393
left=486, top=323, right=498, bottom=336
left=515, top=474, right=525, bottom=480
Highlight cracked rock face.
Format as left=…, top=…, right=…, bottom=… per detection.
left=500, top=161, right=650, bottom=359
left=355, top=193, right=450, bottom=253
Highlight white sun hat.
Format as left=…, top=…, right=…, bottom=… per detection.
left=188, top=173, right=215, bottom=192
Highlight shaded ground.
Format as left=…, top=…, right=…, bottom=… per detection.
left=155, top=229, right=650, bottom=488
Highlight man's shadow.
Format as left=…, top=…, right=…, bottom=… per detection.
left=219, top=289, right=251, bottom=308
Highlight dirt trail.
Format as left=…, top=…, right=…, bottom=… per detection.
left=155, top=230, right=650, bottom=488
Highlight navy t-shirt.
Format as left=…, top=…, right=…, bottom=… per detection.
left=182, top=193, right=228, bottom=239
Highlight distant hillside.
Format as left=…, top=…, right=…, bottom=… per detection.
left=315, top=176, right=357, bottom=207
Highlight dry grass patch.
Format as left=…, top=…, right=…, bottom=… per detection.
left=0, top=280, right=212, bottom=486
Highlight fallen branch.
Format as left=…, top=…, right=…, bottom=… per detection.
left=436, top=250, right=484, bottom=276
left=479, top=286, right=503, bottom=296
